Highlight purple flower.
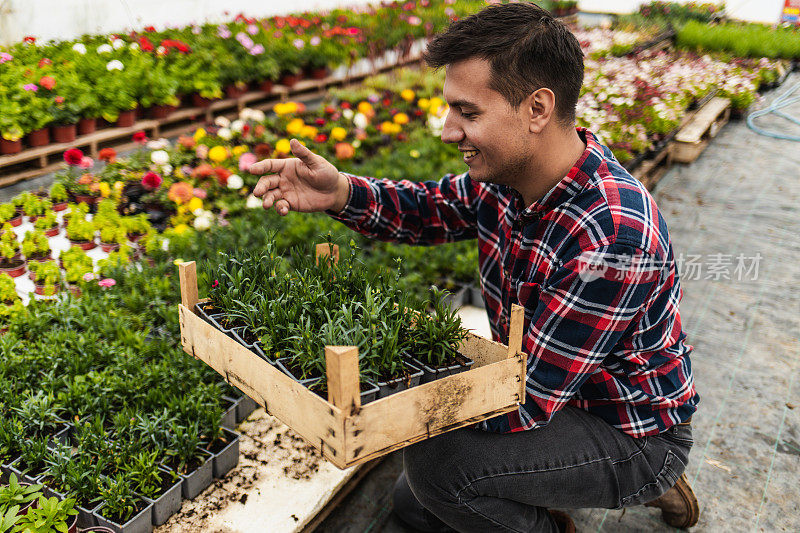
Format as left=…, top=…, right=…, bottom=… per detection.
left=310, top=36, right=321, bottom=46
left=217, top=25, right=231, bottom=39
left=247, top=24, right=259, bottom=35
left=0, top=52, right=12, bottom=63
left=236, top=32, right=254, bottom=49
left=273, top=31, right=283, bottom=39
left=23, top=83, right=38, bottom=92
left=249, top=44, right=265, bottom=56
left=368, top=93, right=379, bottom=103
left=293, top=39, right=305, bottom=50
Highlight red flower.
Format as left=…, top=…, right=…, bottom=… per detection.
left=39, top=76, right=56, bottom=90
left=341, top=101, right=351, bottom=109
left=212, top=279, right=219, bottom=288
left=324, top=106, right=336, bottom=114
left=214, top=166, right=231, bottom=185
left=138, top=36, right=154, bottom=52
left=314, top=118, right=325, bottom=126
left=132, top=131, right=147, bottom=144
left=141, top=171, right=162, bottom=190
left=144, top=26, right=156, bottom=32
left=64, top=148, right=84, bottom=166
left=38, top=58, right=52, bottom=68
left=98, top=148, right=117, bottom=162
left=314, top=133, right=328, bottom=143
left=382, top=98, right=391, bottom=107
left=23, top=36, right=36, bottom=44
left=54, top=96, right=65, bottom=104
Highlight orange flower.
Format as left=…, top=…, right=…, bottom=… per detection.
left=334, top=142, right=355, bottom=160
left=214, top=166, right=231, bottom=186
left=178, top=135, right=196, bottom=149
left=77, top=173, right=94, bottom=185
left=98, top=147, right=116, bottom=162
left=168, top=182, right=194, bottom=204
left=39, top=76, right=56, bottom=90
left=192, top=163, right=214, bottom=179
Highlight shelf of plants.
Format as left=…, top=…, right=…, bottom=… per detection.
left=178, top=244, right=526, bottom=469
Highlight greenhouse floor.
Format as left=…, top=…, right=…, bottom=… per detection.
left=315, top=76, right=800, bottom=532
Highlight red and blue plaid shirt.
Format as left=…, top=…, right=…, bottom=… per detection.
left=329, top=128, right=698, bottom=437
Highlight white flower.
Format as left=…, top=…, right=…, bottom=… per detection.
left=106, top=60, right=124, bottom=71
left=226, top=174, right=244, bottom=189
left=353, top=112, right=369, bottom=130
left=352, top=139, right=361, bottom=148
left=72, top=43, right=87, bottom=54
left=129, top=42, right=140, bottom=51
left=161, top=164, right=173, bottom=175
left=239, top=108, right=255, bottom=121
left=97, top=44, right=113, bottom=54
left=217, top=127, right=232, bottom=140
left=156, top=46, right=166, bottom=55
left=150, top=150, right=169, bottom=166
left=193, top=215, right=212, bottom=231
left=249, top=109, right=265, bottom=122
left=161, top=238, right=170, bottom=251
left=246, top=194, right=262, bottom=209
left=146, top=138, right=169, bottom=150
left=214, top=116, right=231, bottom=127
left=112, top=39, right=124, bottom=50
left=230, top=119, right=245, bottom=133
left=342, top=108, right=354, bottom=120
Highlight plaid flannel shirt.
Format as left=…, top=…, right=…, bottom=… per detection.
left=328, top=128, right=698, bottom=437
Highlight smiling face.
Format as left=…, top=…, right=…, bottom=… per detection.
left=441, top=58, right=535, bottom=187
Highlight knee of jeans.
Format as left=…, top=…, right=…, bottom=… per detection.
left=404, top=441, right=460, bottom=507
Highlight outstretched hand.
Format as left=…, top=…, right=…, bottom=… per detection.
left=250, top=139, right=349, bottom=216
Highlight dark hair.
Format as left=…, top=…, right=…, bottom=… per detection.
left=423, top=2, right=584, bottom=125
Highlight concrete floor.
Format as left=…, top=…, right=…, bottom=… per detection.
left=316, top=76, right=800, bottom=532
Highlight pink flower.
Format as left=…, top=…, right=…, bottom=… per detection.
left=82, top=272, right=96, bottom=282
left=79, top=156, right=94, bottom=169
left=212, top=279, right=219, bottom=288
left=238, top=152, right=257, bottom=172
left=249, top=44, right=264, bottom=55
left=310, top=36, right=321, bottom=46
left=247, top=24, right=259, bottom=35
left=293, top=39, right=305, bottom=49
left=217, top=25, right=231, bottom=39
left=141, top=171, right=162, bottom=190
left=98, top=278, right=116, bottom=288
left=0, top=52, right=12, bottom=63
left=407, top=16, right=422, bottom=26
left=195, top=144, right=209, bottom=159
left=192, top=187, right=207, bottom=199
left=23, top=83, right=38, bottom=92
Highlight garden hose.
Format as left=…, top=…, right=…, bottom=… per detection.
left=746, top=80, right=800, bottom=141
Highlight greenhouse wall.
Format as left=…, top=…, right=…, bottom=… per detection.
left=0, top=0, right=378, bottom=46
left=579, top=0, right=786, bottom=24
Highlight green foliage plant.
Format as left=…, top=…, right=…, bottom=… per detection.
left=0, top=473, right=43, bottom=513
left=14, top=495, right=77, bottom=533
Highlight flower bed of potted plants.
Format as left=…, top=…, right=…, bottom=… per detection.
left=0, top=475, right=79, bottom=533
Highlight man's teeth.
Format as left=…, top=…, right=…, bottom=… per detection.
left=463, top=150, right=478, bottom=158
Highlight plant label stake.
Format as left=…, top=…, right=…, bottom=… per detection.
left=325, top=346, right=361, bottom=415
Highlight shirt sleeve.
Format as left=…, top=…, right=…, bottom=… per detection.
left=325, top=172, right=481, bottom=245
left=483, top=242, right=665, bottom=432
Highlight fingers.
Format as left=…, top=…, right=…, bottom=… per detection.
left=261, top=188, right=283, bottom=210
left=249, top=158, right=286, bottom=176
left=253, top=175, right=279, bottom=198
left=289, top=139, right=320, bottom=168
left=275, top=199, right=290, bottom=216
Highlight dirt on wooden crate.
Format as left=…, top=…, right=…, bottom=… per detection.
left=155, top=408, right=324, bottom=532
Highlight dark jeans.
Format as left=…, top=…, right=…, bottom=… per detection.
left=394, top=406, right=693, bottom=533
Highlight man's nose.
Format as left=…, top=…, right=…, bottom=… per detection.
left=440, top=111, right=463, bottom=144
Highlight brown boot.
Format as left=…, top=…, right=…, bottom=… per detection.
left=644, top=473, right=700, bottom=528
left=547, top=509, right=576, bottom=533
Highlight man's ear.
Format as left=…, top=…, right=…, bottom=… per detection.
left=526, top=88, right=556, bottom=134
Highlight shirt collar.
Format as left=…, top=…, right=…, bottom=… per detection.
left=503, top=127, right=604, bottom=219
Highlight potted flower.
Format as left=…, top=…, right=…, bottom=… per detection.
left=48, top=94, right=83, bottom=144
left=21, top=230, right=52, bottom=262
left=140, top=60, right=180, bottom=119
left=60, top=247, right=94, bottom=296
left=0, top=273, right=20, bottom=305
left=92, top=476, right=153, bottom=533
left=0, top=226, right=25, bottom=278
left=66, top=219, right=96, bottom=250
left=0, top=473, right=44, bottom=516
left=13, top=495, right=78, bottom=533
left=49, top=182, right=70, bottom=211
left=0, top=204, right=22, bottom=227
left=19, top=192, right=52, bottom=221
left=120, top=214, right=152, bottom=243
left=29, top=260, right=61, bottom=296
left=34, top=211, right=60, bottom=237
left=98, top=225, right=127, bottom=253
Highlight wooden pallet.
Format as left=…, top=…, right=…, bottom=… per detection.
left=633, top=142, right=673, bottom=191
left=672, top=97, right=731, bottom=164
left=0, top=54, right=425, bottom=188
left=177, top=255, right=525, bottom=470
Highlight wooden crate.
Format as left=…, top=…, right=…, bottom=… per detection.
left=672, top=97, right=731, bottom=164
left=177, top=257, right=525, bottom=470
left=633, top=142, right=673, bottom=191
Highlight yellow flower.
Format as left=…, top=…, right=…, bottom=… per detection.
left=410, top=149, right=420, bottom=158
left=286, top=118, right=305, bottom=135
left=113, top=181, right=125, bottom=192
left=173, top=257, right=185, bottom=265
left=173, top=224, right=190, bottom=235
left=275, top=139, right=292, bottom=154
left=380, top=121, right=402, bottom=135
left=232, top=145, right=248, bottom=156
left=300, top=125, right=318, bottom=139
left=208, top=146, right=228, bottom=163
left=274, top=101, right=298, bottom=115
left=400, top=89, right=415, bottom=102
left=357, top=101, right=373, bottom=115
left=330, top=127, right=347, bottom=141
left=177, top=204, right=189, bottom=215
left=187, top=197, right=203, bottom=212
left=193, top=128, right=206, bottom=141
left=417, top=98, right=430, bottom=110
left=98, top=182, right=111, bottom=198
left=393, top=112, right=409, bottom=125
left=174, top=169, right=184, bottom=179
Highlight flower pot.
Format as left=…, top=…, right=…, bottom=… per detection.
left=93, top=498, right=153, bottom=533
left=79, top=528, right=114, bottom=533
left=100, top=242, right=120, bottom=253
left=206, top=427, right=240, bottom=479
left=276, top=358, right=322, bottom=387
left=0, top=138, right=23, bottom=155
left=116, top=110, right=136, bottom=128
left=191, top=93, right=213, bottom=108
left=8, top=457, right=47, bottom=485
left=28, top=253, right=54, bottom=263
left=375, top=361, right=423, bottom=399
left=469, top=285, right=484, bottom=309
left=313, top=380, right=380, bottom=405
left=0, top=260, right=26, bottom=278
left=219, top=396, right=238, bottom=431
left=34, top=283, right=60, bottom=296
left=26, top=127, right=50, bottom=147
left=224, top=84, right=248, bottom=99
left=68, top=284, right=82, bottom=298
left=78, top=117, right=97, bottom=135
left=51, top=124, right=77, bottom=143
left=407, top=354, right=475, bottom=384
left=279, top=72, right=301, bottom=88
left=7, top=213, right=23, bottom=227
left=144, top=468, right=182, bottom=526
left=259, top=80, right=274, bottom=93
left=252, top=340, right=275, bottom=365
left=236, top=394, right=259, bottom=423
left=309, top=66, right=329, bottom=80
left=52, top=201, right=69, bottom=212
left=126, top=232, right=145, bottom=243
left=149, top=105, right=175, bottom=119
left=179, top=449, right=214, bottom=500
left=231, top=326, right=257, bottom=351
left=73, top=193, right=99, bottom=206
left=44, top=225, right=60, bottom=237
left=69, top=239, right=97, bottom=251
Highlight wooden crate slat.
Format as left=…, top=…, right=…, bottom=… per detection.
left=675, top=97, right=730, bottom=143
left=179, top=304, right=346, bottom=463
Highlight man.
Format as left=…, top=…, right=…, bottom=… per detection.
left=251, top=3, right=700, bottom=532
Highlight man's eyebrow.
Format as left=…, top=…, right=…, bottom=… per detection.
left=448, top=99, right=480, bottom=110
